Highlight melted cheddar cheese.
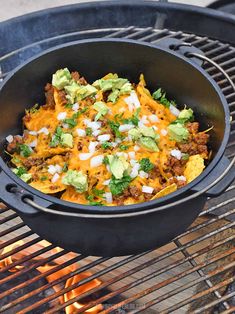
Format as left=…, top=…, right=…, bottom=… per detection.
left=8, top=71, right=210, bottom=206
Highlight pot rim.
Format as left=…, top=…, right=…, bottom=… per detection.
left=0, top=38, right=231, bottom=215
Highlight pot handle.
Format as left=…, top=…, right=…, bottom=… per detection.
left=0, top=170, right=52, bottom=215
left=182, top=49, right=235, bottom=196
left=191, top=156, right=235, bottom=197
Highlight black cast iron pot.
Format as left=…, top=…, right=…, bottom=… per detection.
left=0, top=39, right=234, bottom=257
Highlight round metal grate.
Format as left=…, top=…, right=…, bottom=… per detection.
left=0, top=24, right=235, bottom=314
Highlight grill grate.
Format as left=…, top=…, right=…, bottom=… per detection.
left=0, top=26, right=235, bottom=314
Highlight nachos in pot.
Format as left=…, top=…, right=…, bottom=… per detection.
left=6, top=69, right=210, bottom=206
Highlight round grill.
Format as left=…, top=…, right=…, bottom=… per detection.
left=0, top=3, right=235, bottom=313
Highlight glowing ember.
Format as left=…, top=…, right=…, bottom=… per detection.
left=0, top=240, right=103, bottom=313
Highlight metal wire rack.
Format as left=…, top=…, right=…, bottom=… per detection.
left=0, top=26, right=235, bottom=314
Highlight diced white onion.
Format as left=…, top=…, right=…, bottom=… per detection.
left=48, top=165, right=57, bottom=175
left=128, top=151, right=135, bottom=159
left=92, top=130, right=101, bottom=137
left=130, top=162, right=140, bottom=178
left=152, top=125, right=158, bottom=131
left=76, top=128, right=86, bottom=137
left=124, top=91, right=141, bottom=110
left=105, top=192, right=113, bottom=204
left=83, top=119, right=91, bottom=126
left=139, top=171, right=149, bottom=178
left=28, top=139, right=37, bottom=148
left=134, top=163, right=140, bottom=172
left=142, top=185, right=154, bottom=194
left=89, top=141, right=99, bottom=153
left=130, top=159, right=137, bottom=166
left=111, top=142, right=117, bottom=147
left=62, top=123, right=69, bottom=129
left=176, top=175, right=186, bottom=181
left=130, top=168, right=139, bottom=178
left=106, top=165, right=111, bottom=172
left=98, top=134, right=111, bottom=142
left=51, top=173, right=60, bottom=183
left=127, top=135, right=132, bottom=142
left=57, top=112, right=67, bottom=120
left=119, top=124, right=134, bottom=132
left=55, top=164, right=62, bottom=173
left=115, top=138, right=122, bottom=144
left=169, top=104, right=180, bottom=117
left=128, top=103, right=134, bottom=112
left=149, top=114, right=159, bottom=123
left=141, top=115, right=149, bottom=125
left=90, top=155, right=104, bottom=168
left=161, top=129, right=168, bottom=136
left=138, top=120, right=145, bottom=128
left=87, top=121, right=101, bottom=131
left=72, top=103, right=79, bottom=111
left=28, top=131, right=38, bottom=136
left=170, top=149, right=182, bottom=160
left=6, top=135, right=13, bottom=143
left=116, top=152, right=128, bottom=159
left=79, top=153, right=93, bottom=160
left=134, top=145, right=140, bottom=151
left=103, top=179, right=111, bottom=186
left=38, top=127, right=49, bottom=135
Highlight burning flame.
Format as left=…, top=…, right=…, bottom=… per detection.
left=64, top=272, right=103, bottom=314
left=0, top=240, right=103, bottom=313
left=0, top=240, right=25, bottom=272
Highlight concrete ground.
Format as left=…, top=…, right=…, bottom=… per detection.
left=0, top=0, right=214, bottom=22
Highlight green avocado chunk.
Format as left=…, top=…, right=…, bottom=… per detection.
left=93, top=76, right=132, bottom=103
left=138, top=137, right=159, bottom=152
left=76, top=84, right=97, bottom=101
left=128, top=126, right=159, bottom=143
left=64, top=81, right=80, bottom=103
left=128, top=128, right=141, bottom=140
left=52, top=68, right=72, bottom=90
left=107, top=155, right=129, bottom=179
left=139, top=126, right=158, bottom=139
left=65, top=82, right=97, bottom=103
left=168, top=123, right=189, bottom=142
left=12, top=167, right=32, bottom=182
left=93, top=101, right=109, bottom=121
left=178, top=108, right=194, bottom=121
left=60, top=133, right=74, bottom=148
left=62, top=170, right=88, bottom=193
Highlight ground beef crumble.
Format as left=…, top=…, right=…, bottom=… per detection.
left=6, top=135, right=23, bottom=154
left=177, top=122, right=209, bottom=156
left=113, top=186, right=142, bottom=205
left=22, top=157, right=43, bottom=169
left=71, top=71, right=87, bottom=85
left=44, top=83, right=56, bottom=109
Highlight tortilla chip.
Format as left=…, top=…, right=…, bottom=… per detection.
left=184, top=154, right=205, bottom=183
left=61, top=186, right=87, bottom=204
left=24, top=106, right=55, bottom=131
left=151, top=183, right=177, bottom=200
left=30, top=179, right=66, bottom=194
left=139, top=74, right=146, bottom=87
